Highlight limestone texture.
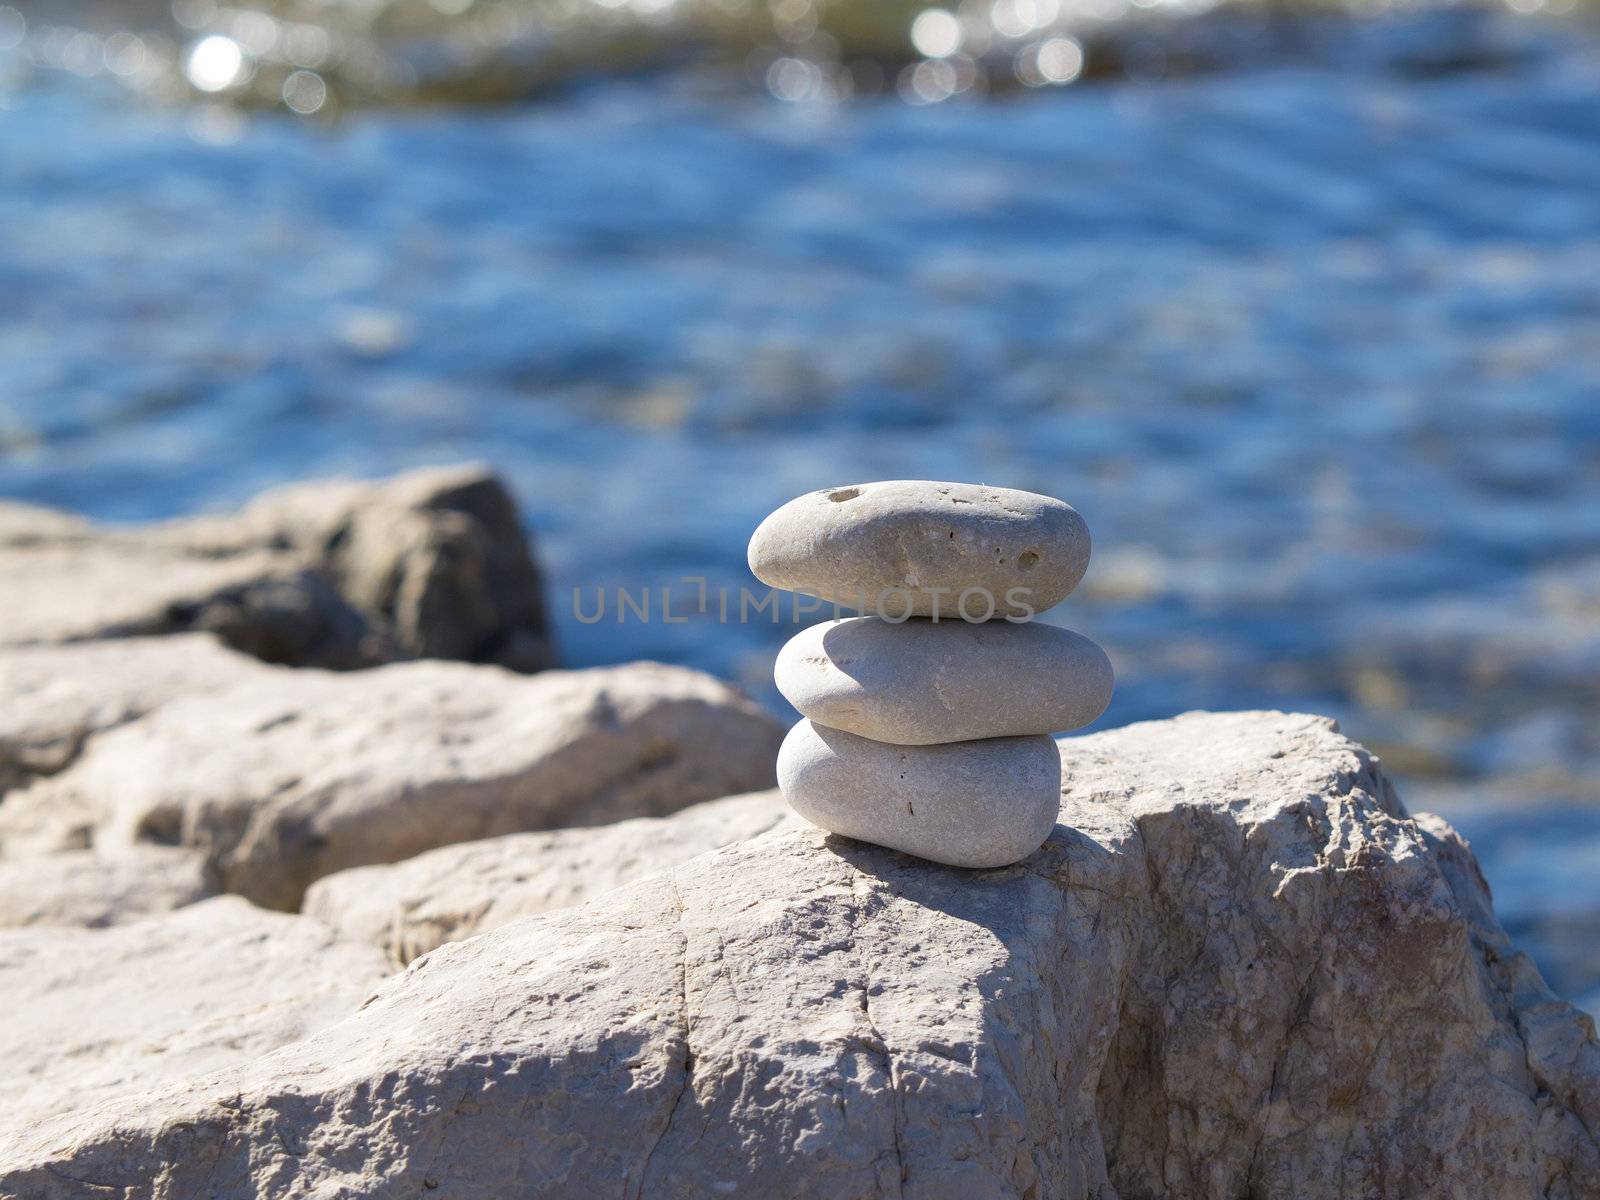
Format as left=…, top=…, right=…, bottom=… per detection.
left=778, top=719, right=1063, bottom=868
left=0, top=896, right=390, bottom=1150
left=748, top=480, right=1091, bottom=619
left=0, top=463, right=554, bottom=671
left=5, top=658, right=782, bottom=910
left=305, top=790, right=795, bottom=964
left=0, top=633, right=264, bottom=798
left=0, top=845, right=214, bottom=928
left=1, top=712, right=1593, bottom=1200
left=776, top=616, right=1114, bottom=744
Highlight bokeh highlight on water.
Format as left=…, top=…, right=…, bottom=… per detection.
left=19, top=0, right=1583, bottom=113
left=2, top=1, right=1598, bottom=1010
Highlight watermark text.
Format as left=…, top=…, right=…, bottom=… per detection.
left=571, top=578, right=1037, bottom=624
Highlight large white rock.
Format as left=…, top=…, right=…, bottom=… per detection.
left=0, top=896, right=390, bottom=1149
left=304, top=790, right=796, bottom=964
left=778, top=718, right=1062, bottom=867
left=748, top=480, right=1091, bottom=619
left=2, top=713, right=1594, bottom=1199
left=9, top=658, right=782, bottom=909
left=775, top=616, right=1114, bottom=743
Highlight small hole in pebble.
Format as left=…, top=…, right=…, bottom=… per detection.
left=1018, top=550, right=1040, bottom=570
left=827, top=488, right=860, bottom=503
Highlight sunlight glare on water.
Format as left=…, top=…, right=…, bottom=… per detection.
left=910, top=8, right=964, bottom=58
left=185, top=33, right=247, bottom=91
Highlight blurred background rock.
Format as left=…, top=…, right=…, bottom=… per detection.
left=0, top=0, right=1596, bottom=1008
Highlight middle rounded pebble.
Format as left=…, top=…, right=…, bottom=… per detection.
left=775, top=616, right=1114, bottom=745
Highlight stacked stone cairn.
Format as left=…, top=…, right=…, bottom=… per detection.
left=748, top=480, right=1113, bottom=869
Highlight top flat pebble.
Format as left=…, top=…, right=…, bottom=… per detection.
left=748, top=480, right=1091, bottom=619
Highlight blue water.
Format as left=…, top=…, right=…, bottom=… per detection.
left=2, top=12, right=1598, bottom=1007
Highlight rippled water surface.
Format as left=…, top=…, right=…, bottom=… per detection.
left=2, top=9, right=1598, bottom=1008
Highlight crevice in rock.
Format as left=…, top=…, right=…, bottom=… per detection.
left=1244, top=941, right=1325, bottom=1197
left=849, top=873, right=906, bottom=1199
left=632, top=872, right=694, bottom=1200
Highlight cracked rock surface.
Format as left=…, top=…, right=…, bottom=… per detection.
left=305, top=789, right=796, bottom=964
left=2, top=712, right=1595, bottom=1199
